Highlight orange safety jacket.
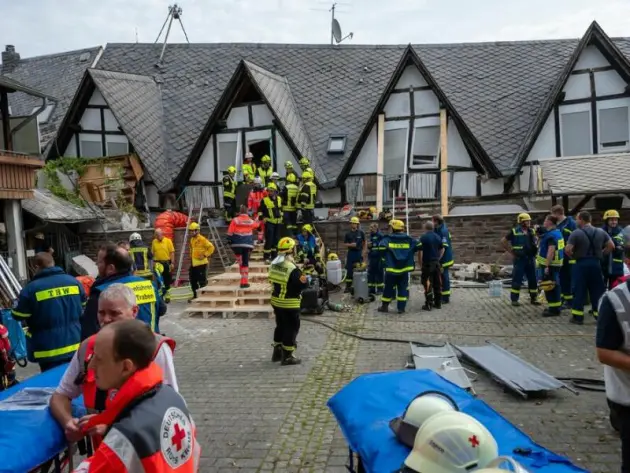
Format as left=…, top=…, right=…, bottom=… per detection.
left=227, top=213, right=260, bottom=249
left=247, top=189, right=265, bottom=215
left=77, top=334, right=176, bottom=450
left=74, top=362, right=199, bottom=473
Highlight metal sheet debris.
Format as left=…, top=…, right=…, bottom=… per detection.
left=410, top=343, right=473, bottom=391
left=454, top=342, right=578, bottom=398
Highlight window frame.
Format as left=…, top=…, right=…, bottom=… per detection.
left=327, top=135, right=347, bottom=154
left=597, top=103, right=630, bottom=153
left=559, top=103, right=592, bottom=157
left=383, top=122, right=409, bottom=177
left=409, top=118, right=440, bottom=170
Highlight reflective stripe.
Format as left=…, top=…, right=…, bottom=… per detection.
left=35, top=285, right=80, bottom=302
left=125, top=280, right=157, bottom=304
left=11, top=310, right=30, bottom=318
left=562, top=294, right=573, bottom=300
left=388, top=242, right=410, bottom=249
left=569, top=260, right=576, bottom=264
left=571, top=309, right=584, bottom=316
left=510, top=289, right=520, bottom=294
left=381, top=296, right=392, bottom=302
left=512, top=246, right=523, bottom=250
left=103, top=427, right=145, bottom=472
left=442, top=260, right=454, bottom=268
left=396, top=296, right=408, bottom=301
left=33, top=342, right=79, bottom=360
left=441, top=291, right=451, bottom=296
left=385, top=266, right=414, bottom=273
left=271, top=297, right=301, bottom=309
left=548, top=302, right=562, bottom=308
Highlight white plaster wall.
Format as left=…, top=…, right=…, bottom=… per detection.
left=395, top=65, right=428, bottom=88
left=413, top=89, right=440, bottom=116
left=80, top=108, right=101, bottom=130
left=574, top=45, right=609, bottom=69
left=526, top=112, right=555, bottom=162
left=384, top=92, right=409, bottom=117
left=190, top=134, right=216, bottom=181
left=450, top=172, right=477, bottom=197
left=65, top=139, right=78, bottom=157
left=563, top=74, right=590, bottom=101
left=350, top=124, right=377, bottom=175
left=227, top=106, right=249, bottom=129
left=319, top=188, right=341, bottom=205
left=145, top=182, right=160, bottom=208
left=252, top=104, right=274, bottom=127
left=103, top=109, right=119, bottom=131
left=446, top=119, right=474, bottom=168
left=595, top=69, right=627, bottom=96
left=275, top=131, right=299, bottom=176
left=518, top=165, right=534, bottom=194
left=88, top=90, right=107, bottom=106
left=480, top=178, right=505, bottom=196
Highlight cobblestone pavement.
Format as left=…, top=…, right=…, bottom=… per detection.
left=16, top=286, right=619, bottom=472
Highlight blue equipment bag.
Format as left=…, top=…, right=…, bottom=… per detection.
left=1, top=309, right=27, bottom=366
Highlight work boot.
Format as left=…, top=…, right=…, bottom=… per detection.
left=530, top=297, right=542, bottom=306
left=344, top=283, right=352, bottom=294
left=240, top=282, right=250, bottom=289
left=377, top=303, right=389, bottom=313
left=422, top=302, right=432, bottom=311
left=542, top=309, right=560, bottom=318
left=511, top=300, right=520, bottom=307
left=397, top=309, right=405, bottom=314
left=271, top=344, right=282, bottom=362
left=434, top=303, right=442, bottom=310
left=569, top=316, right=584, bottom=326
left=281, top=349, right=301, bottom=366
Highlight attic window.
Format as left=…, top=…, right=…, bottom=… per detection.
left=327, top=135, right=346, bottom=154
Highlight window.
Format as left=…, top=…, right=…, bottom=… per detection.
left=218, top=140, right=238, bottom=175
left=600, top=107, right=629, bottom=150
left=327, top=136, right=346, bottom=154
left=106, top=140, right=129, bottom=156
left=411, top=126, right=440, bottom=168
left=80, top=139, right=104, bottom=157
left=561, top=111, right=591, bottom=156
left=383, top=128, right=407, bottom=175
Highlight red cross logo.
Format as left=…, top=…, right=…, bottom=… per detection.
left=468, top=435, right=479, bottom=448
left=171, top=423, right=186, bottom=451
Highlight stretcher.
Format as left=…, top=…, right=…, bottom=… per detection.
left=0, top=363, right=86, bottom=473
left=327, top=370, right=588, bottom=473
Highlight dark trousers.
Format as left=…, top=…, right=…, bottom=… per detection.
left=540, top=266, right=562, bottom=314
left=421, top=261, right=442, bottom=307
left=283, top=211, right=298, bottom=236
left=571, top=257, right=606, bottom=319
left=367, top=257, right=384, bottom=294
left=560, top=260, right=574, bottom=307
left=301, top=209, right=314, bottom=224
left=273, top=307, right=300, bottom=350
left=264, top=223, right=279, bottom=260
left=382, top=272, right=410, bottom=311
left=189, top=265, right=207, bottom=299
left=511, top=257, right=537, bottom=302
left=345, top=251, right=363, bottom=287
left=608, top=399, right=630, bottom=473
left=224, top=197, right=236, bottom=223
left=441, top=265, right=451, bottom=302
left=39, top=359, right=68, bottom=373
left=156, top=260, right=172, bottom=292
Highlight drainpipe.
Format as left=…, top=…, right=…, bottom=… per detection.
left=12, top=97, right=47, bottom=136
left=376, top=113, right=385, bottom=212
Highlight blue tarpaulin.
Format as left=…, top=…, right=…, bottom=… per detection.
left=0, top=363, right=85, bottom=473
left=327, top=370, right=589, bottom=473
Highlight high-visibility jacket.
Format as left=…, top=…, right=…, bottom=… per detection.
left=227, top=213, right=259, bottom=249
left=536, top=229, right=564, bottom=267
left=12, top=267, right=85, bottom=364
left=368, top=231, right=385, bottom=260
left=222, top=175, right=236, bottom=199
left=281, top=183, right=299, bottom=212
left=603, top=224, right=625, bottom=277
left=297, top=182, right=317, bottom=210
left=242, top=163, right=257, bottom=181
left=190, top=234, right=215, bottom=267
left=129, top=241, right=153, bottom=277
left=379, top=232, right=421, bottom=273
left=506, top=225, right=537, bottom=258
left=434, top=224, right=454, bottom=268
left=260, top=196, right=282, bottom=224
left=248, top=188, right=265, bottom=215
left=94, top=275, right=160, bottom=332
left=257, top=166, right=273, bottom=186
left=269, top=259, right=308, bottom=309
left=74, top=362, right=199, bottom=473
left=76, top=333, right=176, bottom=449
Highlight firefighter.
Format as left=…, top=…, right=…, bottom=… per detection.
left=223, top=165, right=237, bottom=223
left=260, top=184, right=282, bottom=264
left=551, top=205, right=577, bottom=307
left=227, top=205, right=259, bottom=288
left=297, top=224, right=323, bottom=274
left=269, top=237, right=308, bottom=365
left=602, top=209, right=625, bottom=289
left=344, top=216, right=366, bottom=293
left=12, top=252, right=85, bottom=372
left=537, top=215, right=564, bottom=317
left=418, top=221, right=444, bottom=311
left=433, top=215, right=454, bottom=304
left=281, top=173, right=299, bottom=236
left=247, top=177, right=265, bottom=221
left=129, top=232, right=153, bottom=278
left=297, top=170, right=317, bottom=224
left=299, top=156, right=310, bottom=172
left=367, top=223, right=384, bottom=295
left=285, top=161, right=298, bottom=184
left=257, top=154, right=273, bottom=186
left=188, top=222, right=215, bottom=299
left=502, top=213, right=539, bottom=307
left=242, top=152, right=257, bottom=183
left=378, top=220, right=420, bottom=314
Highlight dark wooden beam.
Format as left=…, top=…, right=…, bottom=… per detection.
left=560, top=91, right=630, bottom=106
left=571, top=65, right=614, bottom=75
left=562, top=195, right=570, bottom=213
left=406, top=88, right=415, bottom=171
left=391, top=85, right=432, bottom=93
left=589, top=71, right=598, bottom=155
left=569, top=195, right=593, bottom=215
left=0, top=90, right=12, bottom=151
left=551, top=195, right=558, bottom=206
left=553, top=106, right=561, bottom=157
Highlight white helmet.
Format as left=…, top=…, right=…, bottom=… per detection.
left=254, top=176, right=263, bottom=186
left=270, top=172, right=280, bottom=180
left=476, top=456, right=530, bottom=472
left=391, top=392, right=459, bottom=447
left=129, top=232, right=142, bottom=242
left=404, top=411, right=498, bottom=473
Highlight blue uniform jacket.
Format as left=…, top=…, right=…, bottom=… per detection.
left=537, top=229, right=564, bottom=267
left=297, top=234, right=318, bottom=261
left=419, top=231, right=445, bottom=264
left=434, top=224, right=454, bottom=267
left=506, top=225, right=537, bottom=259
left=602, top=224, right=625, bottom=277
left=345, top=229, right=366, bottom=261
left=12, top=267, right=85, bottom=363
left=557, top=216, right=577, bottom=262
left=368, top=231, right=384, bottom=260
left=379, top=232, right=421, bottom=273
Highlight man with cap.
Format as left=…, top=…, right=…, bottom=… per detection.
left=259, top=184, right=282, bottom=263
left=502, top=213, right=539, bottom=307
left=418, top=221, right=445, bottom=311
left=188, top=222, right=215, bottom=300
left=343, top=217, right=366, bottom=293
left=257, top=154, right=273, bottom=186
left=602, top=209, right=625, bottom=289
left=242, top=152, right=257, bottom=183
left=223, top=165, right=237, bottom=223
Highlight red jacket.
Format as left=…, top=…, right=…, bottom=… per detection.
left=74, top=362, right=199, bottom=472
left=247, top=189, right=265, bottom=215
left=0, top=324, right=14, bottom=374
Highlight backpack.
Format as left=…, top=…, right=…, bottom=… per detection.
left=1, top=309, right=28, bottom=366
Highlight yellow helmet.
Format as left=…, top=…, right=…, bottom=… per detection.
left=286, top=173, right=297, bottom=183
left=350, top=216, right=360, bottom=224
left=188, top=222, right=200, bottom=231
left=154, top=262, right=164, bottom=275
left=389, top=219, right=405, bottom=231
left=328, top=253, right=339, bottom=261
left=539, top=279, right=556, bottom=291
left=227, top=166, right=236, bottom=174
left=299, top=157, right=310, bottom=167
left=267, top=182, right=278, bottom=191
left=278, top=237, right=296, bottom=253
left=302, top=171, right=313, bottom=180
left=261, top=154, right=272, bottom=164
left=302, top=224, right=313, bottom=233
left=517, top=213, right=531, bottom=223
left=369, top=206, right=377, bottom=214
left=604, top=209, right=620, bottom=220
left=284, top=161, right=293, bottom=169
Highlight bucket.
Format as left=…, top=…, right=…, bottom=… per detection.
left=488, top=280, right=502, bottom=298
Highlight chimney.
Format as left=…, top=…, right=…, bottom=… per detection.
left=1, top=45, right=21, bottom=71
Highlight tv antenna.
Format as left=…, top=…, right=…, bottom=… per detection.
left=154, top=3, right=190, bottom=64
left=330, top=2, right=353, bottom=45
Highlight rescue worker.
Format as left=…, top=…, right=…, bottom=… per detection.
left=281, top=173, right=300, bottom=236
left=260, top=184, right=282, bottom=263
left=247, top=177, right=265, bottom=217
left=257, top=154, right=273, bottom=186
left=188, top=222, right=215, bottom=299
left=151, top=228, right=175, bottom=295
left=551, top=205, right=577, bottom=308
left=129, top=232, right=153, bottom=278
left=418, top=221, right=445, bottom=311
left=378, top=220, right=420, bottom=314
left=50, top=284, right=177, bottom=447
left=227, top=205, right=259, bottom=288
left=602, top=209, right=625, bottom=289
left=432, top=215, right=454, bottom=304
left=502, top=213, right=539, bottom=307
left=269, top=237, right=308, bottom=365
left=537, top=215, right=564, bottom=317
left=285, top=160, right=298, bottom=183
left=565, top=211, right=614, bottom=325
left=242, top=152, right=257, bottom=182
left=222, top=165, right=237, bottom=223
left=344, top=216, right=366, bottom=293
left=299, top=156, right=310, bottom=172
left=367, top=223, right=384, bottom=295
left=297, top=224, right=323, bottom=274
left=0, top=322, right=17, bottom=390
left=298, top=170, right=317, bottom=225
left=269, top=171, right=280, bottom=186
left=71, top=320, right=198, bottom=472
left=12, top=252, right=85, bottom=372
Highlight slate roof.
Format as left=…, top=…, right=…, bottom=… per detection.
left=0, top=75, right=58, bottom=101
left=88, top=69, right=170, bottom=190
left=0, top=46, right=102, bottom=148
left=539, top=154, right=630, bottom=195
left=22, top=189, right=105, bottom=223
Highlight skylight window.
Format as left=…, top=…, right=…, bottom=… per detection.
left=328, top=135, right=346, bottom=154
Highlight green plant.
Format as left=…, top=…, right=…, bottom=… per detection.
left=42, top=157, right=88, bottom=206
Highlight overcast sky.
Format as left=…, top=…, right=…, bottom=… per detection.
left=3, top=0, right=630, bottom=58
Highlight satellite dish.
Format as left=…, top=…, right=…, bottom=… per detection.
left=332, top=19, right=342, bottom=43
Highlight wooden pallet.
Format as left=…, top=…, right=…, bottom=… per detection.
left=191, top=294, right=271, bottom=307
left=228, top=262, right=269, bottom=274
left=185, top=305, right=274, bottom=319
left=196, top=285, right=240, bottom=297
left=209, top=272, right=268, bottom=283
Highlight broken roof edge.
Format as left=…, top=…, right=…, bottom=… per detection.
left=0, top=75, right=58, bottom=101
